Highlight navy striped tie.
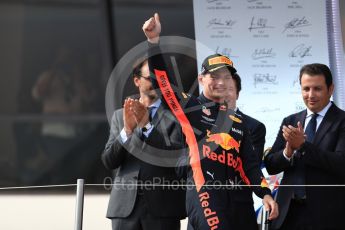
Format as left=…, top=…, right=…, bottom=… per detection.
left=305, top=113, right=318, bottom=142
left=294, top=113, right=318, bottom=199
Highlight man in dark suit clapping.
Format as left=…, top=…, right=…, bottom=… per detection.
left=102, top=59, right=186, bottom=230
left=265, top=63, right=345, bottom=229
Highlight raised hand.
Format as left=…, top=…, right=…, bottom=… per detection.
left=123, top=98, right=137, bottom=136
left=142, top=13, right=161, bottom=43
left=282, top=121, right=305, bottom=150
left=130, top=100, right=150, bottom=128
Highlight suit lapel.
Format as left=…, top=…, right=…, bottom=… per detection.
left=151, top=104, right=165, bottom=127
left=313, top=104, right=337, bottom=144
left=295, top=110, right=307, bottom=127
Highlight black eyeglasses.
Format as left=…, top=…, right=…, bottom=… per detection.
left=140, top=75, right=151, bottom=80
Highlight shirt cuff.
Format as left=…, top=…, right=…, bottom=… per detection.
left=120, top=128, right=130, bottom=143
left=142, top=125, right=154, bottom=138
left=283, top=149, right=293, bottom=161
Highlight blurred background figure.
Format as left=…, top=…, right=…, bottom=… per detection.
left=30, top=46, right=93, bottom=184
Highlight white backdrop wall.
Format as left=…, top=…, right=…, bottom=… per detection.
left=193, top=0, right=333, bottom=147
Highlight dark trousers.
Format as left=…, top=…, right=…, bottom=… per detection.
left=231, top=202, right=258, bottom=230
left=111, top=195, right=180, bottom=230
left=277, top=199, right=345, bottom=230
left=279, top=199, right=311, bottom=230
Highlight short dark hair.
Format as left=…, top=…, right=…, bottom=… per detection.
left=232, top=73, right=242, bottom=95
left=132, top=58, right=148, bottom=79
left=299, top=63, right=333, bottom=88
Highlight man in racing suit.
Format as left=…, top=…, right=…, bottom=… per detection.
left=142, top=13, right=278, bottom=230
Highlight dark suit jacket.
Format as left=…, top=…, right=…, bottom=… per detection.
left=101, top=103, right=186, bottom=219
left=264, top=103, right=345, bottom=229
left=238, top=110, right=266, bottom=161
left=231, top=110, right=266, bottom=229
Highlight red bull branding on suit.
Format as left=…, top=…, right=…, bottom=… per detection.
left=154, top=69, right=266, bottom=229
left=206, top=130, right=240, bottom=152
left=199, top=192, right=219, bottom=229
left=155, top=69, right=221, bottom=229
left=202, top=144, right=250, bottom=186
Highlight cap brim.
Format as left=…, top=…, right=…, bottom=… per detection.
left=204, top=65, right=237, bottom=75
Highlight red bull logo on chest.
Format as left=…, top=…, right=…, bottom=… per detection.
left=206, top=130, right=240, bottom=153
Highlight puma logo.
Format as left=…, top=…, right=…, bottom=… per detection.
left=207, top=171, right=215, bottom=180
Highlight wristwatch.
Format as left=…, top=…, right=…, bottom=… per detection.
left=142, top=122, right=153, bottom=132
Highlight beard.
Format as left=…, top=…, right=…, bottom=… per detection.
left=144, top=89, right=159, bottom=101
